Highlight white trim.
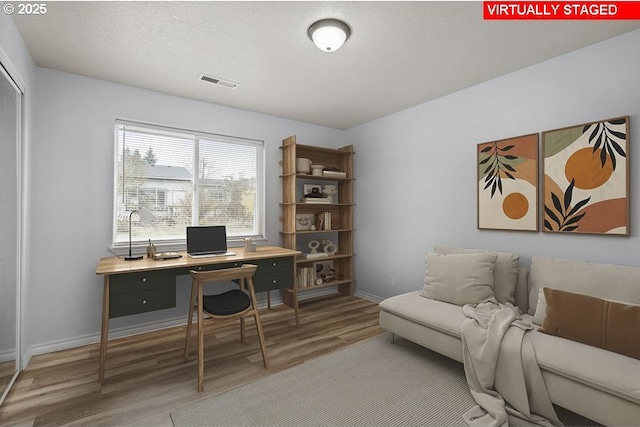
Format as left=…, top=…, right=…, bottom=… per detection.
left=354, top=289, right=384, bottom=304
left=0, top=349, right=17, bottom=364
left=27, top=288, right=342, bottom=359
left=30, top=315, right=192, bottom=357
left=16, top=83, right=23, bottom=373
left=112, top=119, right=266, bottom=248
left=21, top=347, right=31, bottom=371
left=0, top=44, right=27, bottom=94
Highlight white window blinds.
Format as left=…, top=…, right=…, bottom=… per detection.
left=113, top=120, right=264, bottom=247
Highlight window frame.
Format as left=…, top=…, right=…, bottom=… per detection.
left=111, top=119, right=265, bottom=253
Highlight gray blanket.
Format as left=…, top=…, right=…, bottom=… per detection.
left=461, top=301, right=561, bottom=427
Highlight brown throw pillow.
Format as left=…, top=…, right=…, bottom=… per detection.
left=539, top=288, right=640, bottom=360
left=605, top=301, right=640, bottom=359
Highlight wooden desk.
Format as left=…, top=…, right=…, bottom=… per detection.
left=95, top=246, right=299, bottom=382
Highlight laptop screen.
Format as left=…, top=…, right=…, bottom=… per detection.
left=186, top=226, right=228, bottom=255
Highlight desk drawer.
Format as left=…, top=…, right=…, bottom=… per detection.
left=110, top=287, right=176, bottom=318
left=176, top=262, right=242, bottom=276
left=253, top=271, right=294, bottom=293
left=110, top=270, right=175, bottom=295
left=193, top=262, right=242, bottom=272
left=253, top=257, right=294, bottom=276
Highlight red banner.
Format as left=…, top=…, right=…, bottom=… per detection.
left=484, top=1, right=640, bottom=19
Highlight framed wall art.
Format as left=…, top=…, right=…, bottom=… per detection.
left=542, top=116, right=629, bottom=235
left=478, top=133, right=539, bottom=231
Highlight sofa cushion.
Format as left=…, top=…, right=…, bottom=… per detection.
left=528, top=256, right=640, bottom=315
left=435, top=245, right=519, bottom=305
left=539, top=288, right=640, bottom=360
left=422, top=252, right=497, bottom=306
left=379, top=290, right=466, bottom=338
left=527, top=328, right=640, bottom=405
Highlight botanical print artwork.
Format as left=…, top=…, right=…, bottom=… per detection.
left=477, top=134, right=538, bottom=231
left=542, top=116, right=629, bottom=235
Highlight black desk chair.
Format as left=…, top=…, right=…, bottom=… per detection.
left=184, top=264, right=269, bottom=392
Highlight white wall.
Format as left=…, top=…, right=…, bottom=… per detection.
left=8, top=14, right=640, bottom=354
left=27, top=68, right=344, bottom=350
left=347, top=29, right=640, bottom=301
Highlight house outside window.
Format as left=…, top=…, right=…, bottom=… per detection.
left=113, top=120, right=264, bottom=248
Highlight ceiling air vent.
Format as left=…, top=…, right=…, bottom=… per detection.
left=198, top=74, right=239, bottom=89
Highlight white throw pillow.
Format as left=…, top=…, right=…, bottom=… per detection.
left=422, top=252, right=498, bottom=306
left=532, top=288, right=547, bottom=325
left=434, top=245, right=519, bottom=305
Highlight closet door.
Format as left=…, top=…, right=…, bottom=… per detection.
left=0, top=62, right=21, bottom=406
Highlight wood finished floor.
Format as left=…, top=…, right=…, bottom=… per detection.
left=0, top=360, right=17, bottom=395
left=0, top=295, right=383, bottom=427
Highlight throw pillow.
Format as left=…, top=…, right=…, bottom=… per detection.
left=528, top=256, right=640, bottom=315
left=422, top=252, right=497, bottom=306
left=539, top=288, right=640, bottom=360
left=606, top=301, right=640, bottom=360
left=532, top=288, right=546, bottom=325
left=434, top=245, right=519, bottom=305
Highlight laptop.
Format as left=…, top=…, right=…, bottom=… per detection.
left=186, top=225, right=236, bottom=258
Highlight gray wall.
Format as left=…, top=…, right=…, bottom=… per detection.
left=4, top=8, right=640, bottom=355
left=347, top=29, right=640, bottom=301
left=26, top=68, right=344, bottom=352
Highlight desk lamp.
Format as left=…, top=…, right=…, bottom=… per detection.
left=125, top=207, right=156, bottom=261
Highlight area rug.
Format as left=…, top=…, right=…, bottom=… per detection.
left=170, top=335, right=600, bottom=426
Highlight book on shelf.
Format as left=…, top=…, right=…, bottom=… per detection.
left=315, top=212, right=332, bottom=230
left=315, top=212, right=324, bottom=230
left=303, top=252, right=328, bottom=259
left=297, top=266, right=315, bottom=287
left=301, top=197, right=331, bottom=204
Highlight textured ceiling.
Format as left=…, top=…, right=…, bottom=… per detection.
left=10, top=1, right=640, bottom=129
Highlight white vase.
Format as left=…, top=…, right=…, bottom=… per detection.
left=322, top=185, right=338, bottom=203
left=296, top=158, right=312, bottom=174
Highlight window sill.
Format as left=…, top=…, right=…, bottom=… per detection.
left=109, top=237, right=268, bottom=257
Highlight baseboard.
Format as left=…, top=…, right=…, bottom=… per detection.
left=354, top=289, right=384, bottom=304
left=25, top=287, right=367, bottom=365
left=0, top=349, right=16, bottom=364
left=296, top=286, right=340, bottom=301
left=29, top=315, right=194, bottom=358
left=21, top=346, right=32, bottom=370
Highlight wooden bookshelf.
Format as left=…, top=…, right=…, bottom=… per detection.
left=280, top=135, right=354, bottom=309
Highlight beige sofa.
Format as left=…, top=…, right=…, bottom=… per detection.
left=379, top=248, right=640, bottom=426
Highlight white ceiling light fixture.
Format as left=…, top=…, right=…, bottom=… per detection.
left=308, top=18, right=351, bottom=52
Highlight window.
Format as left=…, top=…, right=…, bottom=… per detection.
left=113, top=120, right=264, bottom=248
